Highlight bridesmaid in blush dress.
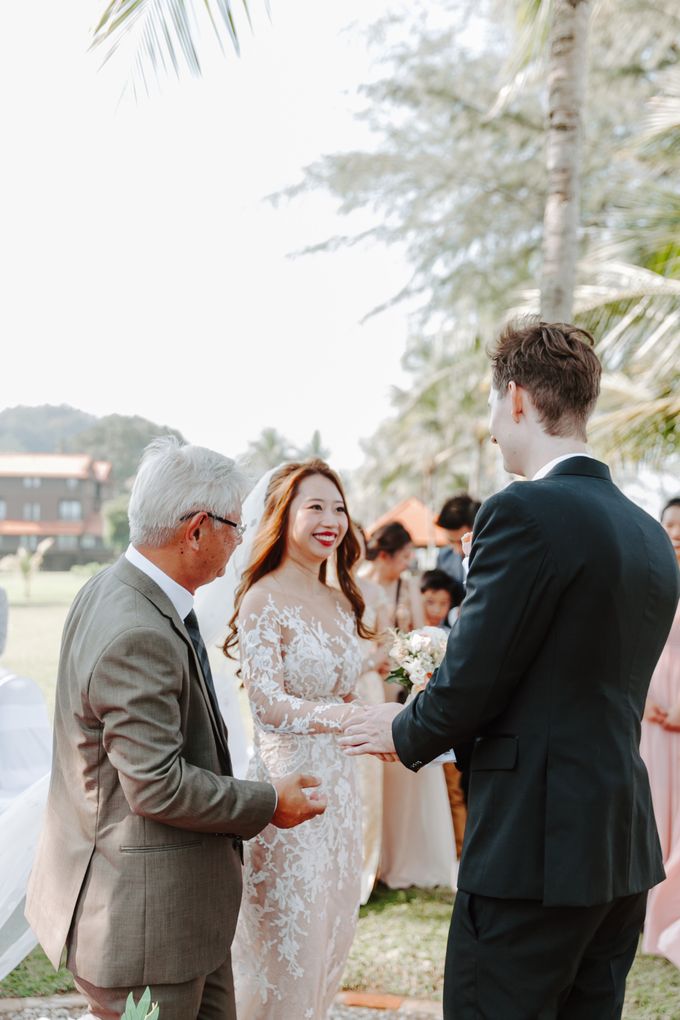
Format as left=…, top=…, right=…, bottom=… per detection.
left=641, top=497, right=680, bottom=966
left=362, top=522, right=457, bottom=890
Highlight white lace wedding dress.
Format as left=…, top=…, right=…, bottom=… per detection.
left=232, top=581, right=363, bottom=1020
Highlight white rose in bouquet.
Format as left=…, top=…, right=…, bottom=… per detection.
left=386, top=626, right=449, bottom=694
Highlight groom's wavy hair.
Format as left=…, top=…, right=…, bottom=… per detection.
left=224, top=460, right=371, bottom=658
left=491, top=318, right=601, bottom=439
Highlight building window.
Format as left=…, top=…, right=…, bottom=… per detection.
left=0, top=499, right=6, bottom=520
left=57, top=535, right=79, bottom=551
left=59, top=500, right=82, bottom=521
left=66, top=478, right=80, bottom=491
left=22, top=477, right=41, bottom=489
left=80, top=535, right=97, bottom=549
left=23, top=502, right=41, bottom=521
left=20, top=535, right=39, bottom=551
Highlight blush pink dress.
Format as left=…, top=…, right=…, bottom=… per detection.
left=641, top=601, right=680, bottom=966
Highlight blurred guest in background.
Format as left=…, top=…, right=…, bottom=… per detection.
left=435, top=494, right=481, bottom=584
left=363, top=522, right=424, bottom=639
left=352, top=523, right=391, bottom=904
left=363, top=524, right=455, bottom=889
left=420, top=569, right=468, bottom=855
left=420, top=569, right=465, bottom=632
left=642, top=496, right=680, bottom=967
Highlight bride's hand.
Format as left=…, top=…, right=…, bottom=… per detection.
left=339, top=702, right=402, bottom=755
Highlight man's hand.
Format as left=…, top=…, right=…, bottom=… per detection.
left=338, top=703, right=403, bottom=757
left=271, top=773, right=327, bottom=829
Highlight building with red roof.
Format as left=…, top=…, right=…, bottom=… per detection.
left=0, top=453, right=113, bottom=567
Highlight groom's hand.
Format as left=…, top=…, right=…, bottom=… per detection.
left=339, top=703, right=402, bottom=757
left=271, top=772, right=327, bottom=829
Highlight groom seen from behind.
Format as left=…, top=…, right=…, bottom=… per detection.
left=342, top=320, right=680, bottom=1019
left=26, top=438, right=326, bottom=1020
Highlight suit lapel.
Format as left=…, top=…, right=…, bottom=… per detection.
left=112, top=558, right=232, bottom=770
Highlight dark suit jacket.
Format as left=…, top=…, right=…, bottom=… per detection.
left=393, top=458, right=679, bottom=907
left=27, top=557, right=276, bottom=986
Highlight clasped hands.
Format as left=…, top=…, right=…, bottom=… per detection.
left=338, top=701, right=404, bottom=762
left=270, top=702, right=403, bottom=829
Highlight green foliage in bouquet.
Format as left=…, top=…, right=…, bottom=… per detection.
left=121, top=987, right=159, bottom=1020
left=385, top=667, right=413, bottom=693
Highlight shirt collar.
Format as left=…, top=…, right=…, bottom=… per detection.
left=532, top=452, right=594, bottom=481
left=125, top=544, right=194, bottom=621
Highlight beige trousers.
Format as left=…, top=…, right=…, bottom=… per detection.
left=73, top=953, right=235, bottom=1020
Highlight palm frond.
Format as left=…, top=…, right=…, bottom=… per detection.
left=92, top=0, right=255, bottom=96
left=640, top=68, right=680, bottom=142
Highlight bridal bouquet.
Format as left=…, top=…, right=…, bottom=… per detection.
left=386, top=626, right=449, bottom=695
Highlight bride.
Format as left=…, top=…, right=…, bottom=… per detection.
left=222, top=459, right=371, bottom=1019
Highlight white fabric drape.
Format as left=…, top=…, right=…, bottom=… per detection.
left=0, top=672, right=52, bottom=980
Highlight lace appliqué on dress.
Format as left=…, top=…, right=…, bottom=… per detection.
left=232, top=591, right=363, bottom=1020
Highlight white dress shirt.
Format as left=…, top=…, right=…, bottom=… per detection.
left=125, top=544, right=193, bottom=621
left=532, top=451, right=594, bottom=481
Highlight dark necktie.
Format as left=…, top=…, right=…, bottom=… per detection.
left=184, top=610, right=237, bottom=842
left=183, top=609, right=221, bottom=719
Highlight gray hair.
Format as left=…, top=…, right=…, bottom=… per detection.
left=128, top=436, right=250, bottom=547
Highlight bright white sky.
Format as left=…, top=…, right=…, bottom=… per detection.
left=0, top=1, right=423, bottom=471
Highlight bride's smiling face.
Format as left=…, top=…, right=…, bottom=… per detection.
left=286, top=473, right=349, bottom=564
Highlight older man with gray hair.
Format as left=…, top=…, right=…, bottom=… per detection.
left=26, top=438, right=326, bottom=1020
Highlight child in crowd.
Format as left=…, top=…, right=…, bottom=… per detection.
left=420, top=569, right=465, bottom=631
left=420, top=568, right=468, bottom=856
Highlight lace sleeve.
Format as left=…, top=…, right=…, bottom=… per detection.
left=238, top=589, right=358, bottom=734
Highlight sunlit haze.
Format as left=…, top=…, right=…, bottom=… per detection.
left=1, top=1, right=424, bottom=470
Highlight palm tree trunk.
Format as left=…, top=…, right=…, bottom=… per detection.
left=540, top=0, right=592, bottom=322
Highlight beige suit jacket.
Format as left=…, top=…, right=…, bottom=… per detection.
left=26, top=557, right=276, bottom=987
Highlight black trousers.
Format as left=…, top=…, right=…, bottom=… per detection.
left=444, top=889, right=647, bottom=1020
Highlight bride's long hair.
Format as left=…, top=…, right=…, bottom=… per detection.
left=223, top=459, right=371, bottom=657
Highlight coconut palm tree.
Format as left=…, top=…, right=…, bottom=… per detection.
left=495, top=0, right=593, bottom=320
left=539, top=0, right=592, bottom=319
left=241, top=427, right=295, bottom=478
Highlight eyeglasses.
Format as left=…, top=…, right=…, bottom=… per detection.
left=180, top=510, right=246, bottom=539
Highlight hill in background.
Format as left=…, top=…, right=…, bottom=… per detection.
left=0, top=405, right=186, bottom=495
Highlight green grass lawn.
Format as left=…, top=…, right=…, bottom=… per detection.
left=0, top=569, right=87, bottom=715
left=3, top=887, right=680, bottom=1017
left=0, top=947, right=74, bottom=998
left=346, top=885, right=680, bottom=1017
